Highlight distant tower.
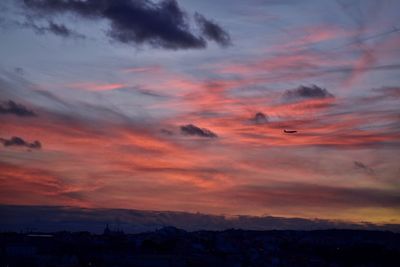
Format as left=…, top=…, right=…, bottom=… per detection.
left=103, top=224, right=111, bottom=235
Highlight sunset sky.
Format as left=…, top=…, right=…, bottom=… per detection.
left=1, top=0, right=399, bottom=225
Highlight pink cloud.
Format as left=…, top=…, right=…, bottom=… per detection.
left=67, top=82, right=127, bottom=91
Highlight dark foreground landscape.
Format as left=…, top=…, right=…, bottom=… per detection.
left=1, top=227, right=399, bottom=267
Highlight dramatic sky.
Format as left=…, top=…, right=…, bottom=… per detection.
left=1, top=0, right=399, bottom=224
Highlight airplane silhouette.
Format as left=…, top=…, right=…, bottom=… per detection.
left=284, top=129, right=297, bottom=134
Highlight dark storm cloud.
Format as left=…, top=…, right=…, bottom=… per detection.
left=0, top=100, right=36, bottom=117
left=180, top=124, right=217, bottom=138
left=194, top=13, right=231, bottom=47
left=21, top=0, right=231, bottom=49
left=251, top=112, right=268, bottom=124
left=283, top=85, right=334, bottom=100
left=0, top=136, right=42, bottom=149
left=102, top=0, right=206, bottom=49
